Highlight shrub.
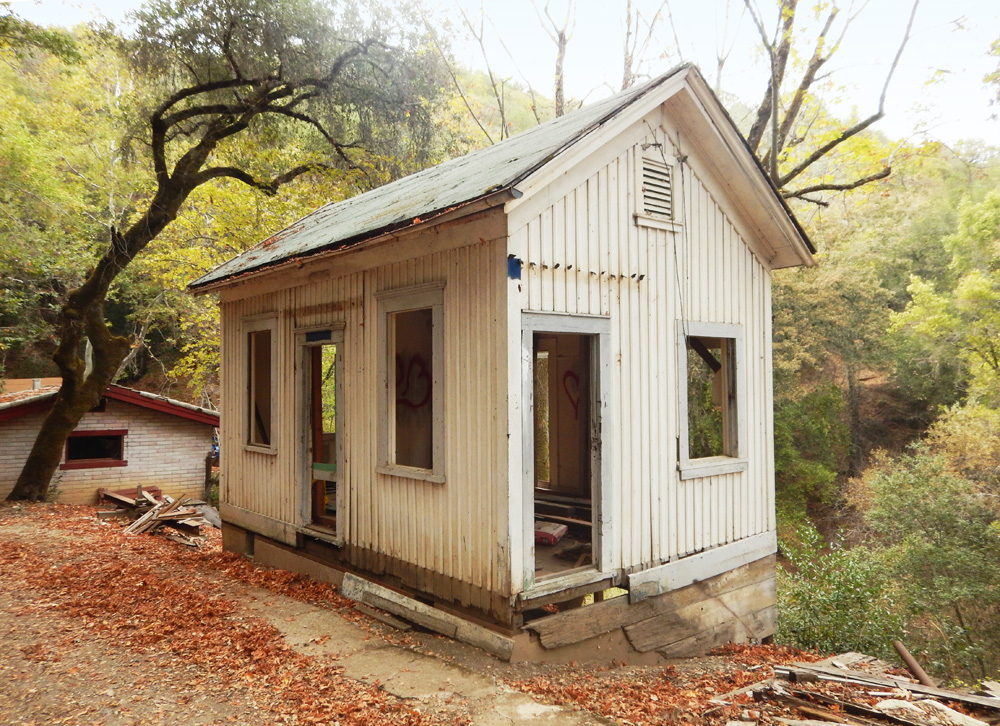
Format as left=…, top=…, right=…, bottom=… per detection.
left=777, top=523, right=904, bottom=659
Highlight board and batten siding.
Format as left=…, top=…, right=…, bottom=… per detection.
left=219, top=213, right=512, bottom=611
left=507, top=117, right=775, bottom=580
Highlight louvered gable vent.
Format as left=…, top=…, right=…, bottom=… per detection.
left=641, top=154, right=673, bottom=218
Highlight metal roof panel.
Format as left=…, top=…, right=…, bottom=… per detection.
left=189, top=70, right=683, bottom=290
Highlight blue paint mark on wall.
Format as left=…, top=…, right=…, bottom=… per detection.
left=507, top=256, right=522, bottom=280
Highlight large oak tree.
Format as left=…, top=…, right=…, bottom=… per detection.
left=7, top=0, right=445, bottom=501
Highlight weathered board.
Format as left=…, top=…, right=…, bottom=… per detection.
left=524, top=554, right=774, bottom=650
left=623, top=579, right=775, bottom=652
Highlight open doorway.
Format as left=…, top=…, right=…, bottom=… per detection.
left=532, top=331, right=597, bottom=579
left=300, top=329, right=342, bottom=536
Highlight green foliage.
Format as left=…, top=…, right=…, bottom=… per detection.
left=0, top=3, right=79, bottom=62
left=774, top=383, right=846, bottom=526
left=777, top=523, right=903, bottom=659
left=0, top=30, right=130, bottom=373
left=851, top=449, right=1000, bottom=681
left=686, top=348, right=723, bottom=459
left=891, top=191, right=1000, bottom=406
left=923, top=403, right=1000, bottom=490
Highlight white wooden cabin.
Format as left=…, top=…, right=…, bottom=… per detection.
left=190, top=64, right=814, bottom=661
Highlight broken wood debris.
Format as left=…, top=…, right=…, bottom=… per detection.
left=716, top=653, right=1000, bottom=726
left=97, top=487, right=212, bottom=544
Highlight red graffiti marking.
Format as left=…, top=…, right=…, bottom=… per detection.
left=563, top=370, right=581, bottom=420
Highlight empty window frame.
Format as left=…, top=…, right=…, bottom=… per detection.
left=61, top=429, right=127, bottom=469
left=376, top=283, right=445, bottom=482
left=245, top=316, right=277, bottom=450
left=677, top=322, right=746, bottom=479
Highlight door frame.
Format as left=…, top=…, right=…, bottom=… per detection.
left=295, top=324, right=346, bottom=543
left=520, top=312, right=613, bottom=591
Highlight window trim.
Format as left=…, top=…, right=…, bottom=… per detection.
left=244, top=314, right=278, bottom=455
left=375, top=282, right=446, bottom=483
left=60, top=429, right=127, bottom=470
left=676, top=321, right=747, bottom=480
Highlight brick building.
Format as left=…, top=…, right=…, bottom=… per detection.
left=0, top=382, right=219, bottom=504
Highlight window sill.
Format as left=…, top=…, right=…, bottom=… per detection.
left=60, top=459, right=128, bottom=470
left=634, top=213, right=682, bottom=233
left=243, top=444, right=277, bottom=456
left=299, top=524, right=343, bottom=547
left=678, top=456, right=747, bottom=480
left=376, top=464, right=445, bottom=484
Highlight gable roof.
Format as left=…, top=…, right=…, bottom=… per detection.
left=0, top=383, right=219, bottom=426
left=190, top=64, right=813, bottom=292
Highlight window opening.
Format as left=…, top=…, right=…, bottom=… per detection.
left=67, top=434, right=123, bottom=461
left=533, top=332, right=594, bottom=579
left=61, top=430, right=127, bottom=469
left=390, top=307, right=434, bottom=470
left=686, top=335, right=737, bottom=458
left=248, top=328, right=272, bottom=446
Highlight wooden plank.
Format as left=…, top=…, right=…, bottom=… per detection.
left=339, top=573, right=514, bottom=659
left=356, top=603, right=413, bottom=631
left=124, top=501, right=167, bottom=534
left=657, top=606, right=776, bottom=658
left=525, top=554, right=774, bottom=649
left=364, top=592, right=458, bottom=638
left=628, top=535, right=775, bottom=601
left=534, top=513, right=591, bottom=527
left=978, top=681, right=1000, bottom=699
left=100, top=491, right=137, bottom=508
left=780, top=665, right=1000, bottom=711
left=624, top=580, right=775, bottom=652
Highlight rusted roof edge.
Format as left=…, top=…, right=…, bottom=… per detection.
left=188, top=187, right=519, bottom=294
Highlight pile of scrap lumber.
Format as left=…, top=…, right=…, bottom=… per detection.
left=97, top=487, right=211, bottom=546
left=714, top=652, right=1000, bottom=726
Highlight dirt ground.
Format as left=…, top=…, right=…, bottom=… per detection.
left=0, top=503, right=817, bottom=725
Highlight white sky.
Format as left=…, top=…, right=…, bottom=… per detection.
left=10, top=0, right=1000, bottom=146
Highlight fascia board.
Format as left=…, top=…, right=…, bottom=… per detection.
left=677, top=76, right=814, bottom=270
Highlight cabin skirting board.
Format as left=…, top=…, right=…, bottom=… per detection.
left=221, top=522, right=515, bottom=627
left=520, top=555, right=776, bottom=661
left=224, top=520, right=775, bottom=662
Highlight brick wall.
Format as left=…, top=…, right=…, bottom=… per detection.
left=0, top=399, right=216, bottom=505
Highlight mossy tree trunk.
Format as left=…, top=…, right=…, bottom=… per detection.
left=7, top=186, right=187, bottom=500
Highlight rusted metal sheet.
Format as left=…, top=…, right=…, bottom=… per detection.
left=190, top=71, right=685, bottom=291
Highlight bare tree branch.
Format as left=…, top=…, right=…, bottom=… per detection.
left=189, top=161, right=339, bottom=194
left=773, top=7, right=838, bottom=161
left=533, top=0, right=575, bottom=116
left=744, top=0, right=797, bottom=155
left=783, top=165, right=892, bottom=201
left=457, top=3, right=510, bottom=138
left=777, top=0, right=918, bottom=189
left=622, top=0, right=668, bottom=90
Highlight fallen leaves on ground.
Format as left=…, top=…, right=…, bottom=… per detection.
left=0, top=503, right=443, bottom=725
left=507, top=644, right=824, bottom=724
